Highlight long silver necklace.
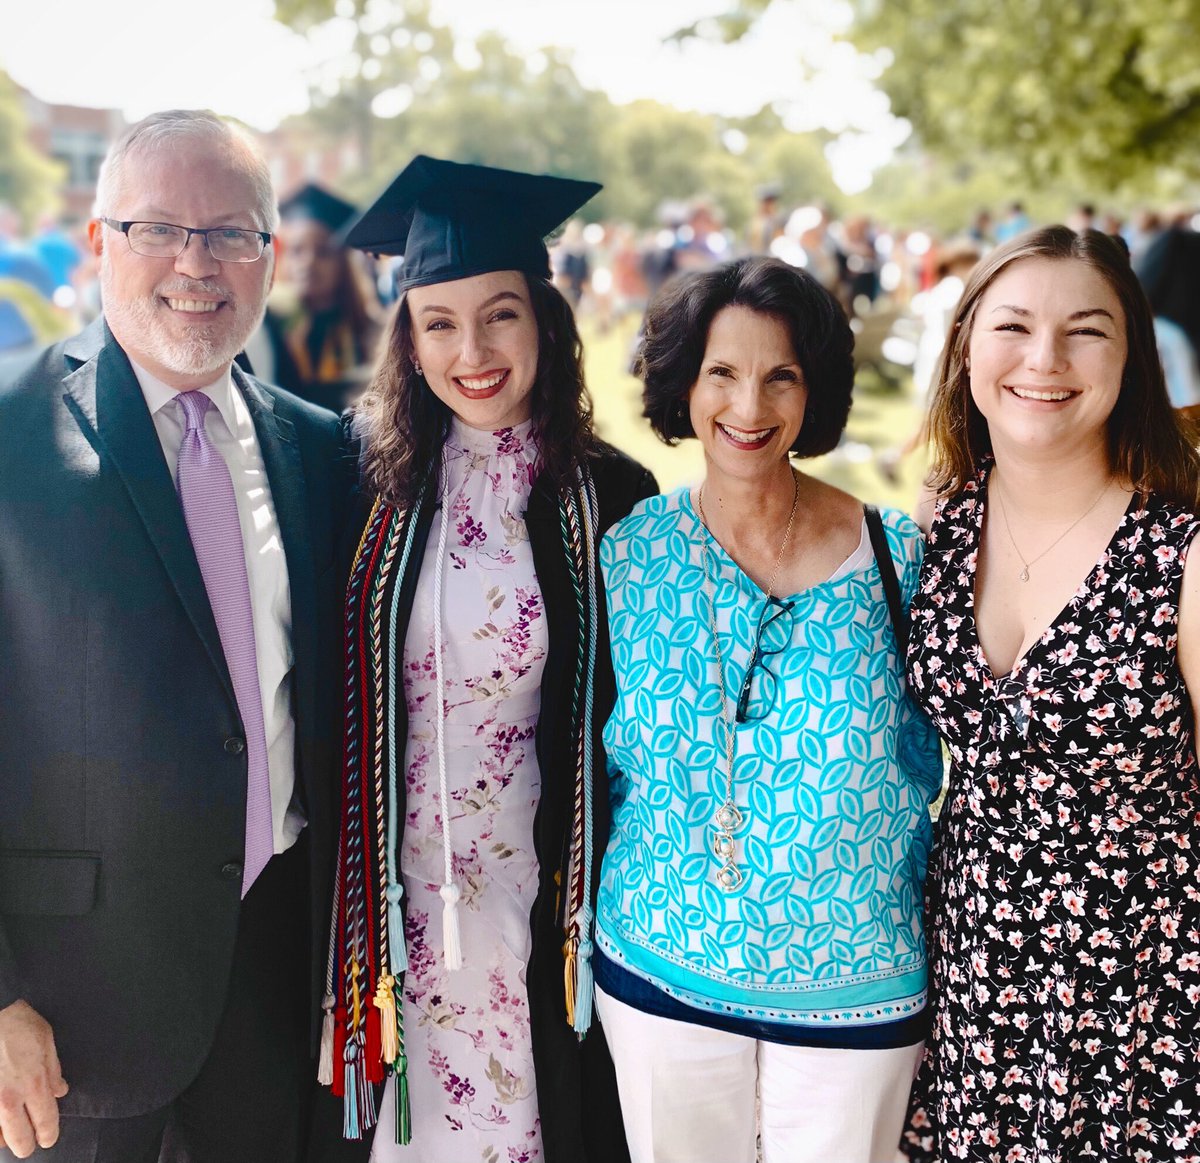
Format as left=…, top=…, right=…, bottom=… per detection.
left=991, top=472, right=1110, bottom=582
left=695, top=470, right=799, bottom=891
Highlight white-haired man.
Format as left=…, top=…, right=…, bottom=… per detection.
left=0, top=110, right=360, bottom=1161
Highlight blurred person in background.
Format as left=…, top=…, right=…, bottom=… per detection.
left=247, top=182, right=383, bottom=412
left=993, top=200, right=1032, bottom=243
left=1136, top=203, right=1200, bottom=367
left=552, top=217, right=592, bottom=308
left=878, top=237, right=982, bottom=483
left=747, top=183, right=785, bottom=255
left=833, top=214, right=881, bottom=314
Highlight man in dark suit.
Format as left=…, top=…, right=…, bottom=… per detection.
left=0, top=110, right=353, bottom=1161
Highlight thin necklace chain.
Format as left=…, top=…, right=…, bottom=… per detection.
left=695, top=469, right=799, bottom=890
left=991, top=471, right=1111, bottom=583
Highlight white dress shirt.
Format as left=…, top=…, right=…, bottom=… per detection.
left=131, top=360, right=304, bottom=852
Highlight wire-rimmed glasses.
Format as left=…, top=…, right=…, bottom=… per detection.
left=735, top=595, right=795, bottom=723
left=100, top=219, right=272, bottom=263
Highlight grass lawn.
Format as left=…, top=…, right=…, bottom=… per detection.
left=582, top=315, right=932, bottom=516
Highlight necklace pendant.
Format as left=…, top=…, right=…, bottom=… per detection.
left=1019, top=566, right=1030, bottom=582
left=714, top=802, right=743, bottom=832
left=716, top=861, right=744, bottom=892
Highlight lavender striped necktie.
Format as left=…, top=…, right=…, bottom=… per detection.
left=176, top=390, right=274, bottom=897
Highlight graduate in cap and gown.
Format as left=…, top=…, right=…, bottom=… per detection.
left=319, top=156, right=656, bottom=1163
left=257, top=182, right=383, bottom=411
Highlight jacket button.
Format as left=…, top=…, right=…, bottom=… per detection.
left=224, top=737, right=246, bottom=755
left=221, top=862, right=243, bottom=880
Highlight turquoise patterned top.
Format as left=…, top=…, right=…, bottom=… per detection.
left=595, top=488, right=943, bottom=1030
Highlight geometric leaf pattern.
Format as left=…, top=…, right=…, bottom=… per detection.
left=596, top=490, right=943, bottom=1024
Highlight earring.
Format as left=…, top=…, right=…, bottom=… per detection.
left=412, top=359, right=423, bottom=376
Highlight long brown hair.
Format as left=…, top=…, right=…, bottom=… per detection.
left=926, top=226, right=1200, bottom=508
left=357, top=274, right=596, bottom=507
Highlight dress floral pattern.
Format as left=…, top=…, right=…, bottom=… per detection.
left=371, top=419, right=547, bottom=1163
left=901, top=464, right=1200, bottom=1163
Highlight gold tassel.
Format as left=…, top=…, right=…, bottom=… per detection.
left=374, top=973, right=398, bottom=1066
left=563, top=931, right=579, bottom=1028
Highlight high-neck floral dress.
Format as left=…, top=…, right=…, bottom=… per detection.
left=371, top=418, right=547, bottom=1162
left=901, top=466, right=1200, bottom=1163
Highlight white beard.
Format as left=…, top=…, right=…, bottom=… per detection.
left=100, top=253, right=266, bottom=381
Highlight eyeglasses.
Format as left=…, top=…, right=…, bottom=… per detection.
left=735, top=595, right=795, bottom=724
left=100, top=219, right=272, bottom=263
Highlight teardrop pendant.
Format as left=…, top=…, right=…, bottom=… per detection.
left=1019, top=566, right=1030, bottom=582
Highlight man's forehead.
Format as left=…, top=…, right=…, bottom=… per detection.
left=113, top=143, right=262, bottom=221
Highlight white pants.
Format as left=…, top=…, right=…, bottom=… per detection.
left=596, top=987, right=922, bottom=1163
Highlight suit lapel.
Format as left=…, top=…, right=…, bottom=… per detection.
left=61, top=321, right=234, bottom=700
left=236, top=370, right=319, bottom=748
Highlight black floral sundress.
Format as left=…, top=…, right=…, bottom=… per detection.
left=901, top=465, right=1200, bottom=1163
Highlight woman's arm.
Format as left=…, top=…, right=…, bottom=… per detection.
left=914, top=481, right=939, bottom=538
left=1180, top=538, right=1200, bottom=724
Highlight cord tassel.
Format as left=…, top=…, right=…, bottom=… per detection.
left=395, top=1049, right=412, bottom=1145
left=374, top=974, right=399, bottom=1066
left=317, top=993, right=336, bottom=1086
left=342, top=1037, right=362, bottom=1140
left=573, top=931, right=595, bottom=1035
left=563, top=932, right=578, bottom=1028
left=386, top=883, right=408, bottom=974
left=440, top=882, right=463, bottom=970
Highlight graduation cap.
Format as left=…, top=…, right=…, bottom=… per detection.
left=342, top=155, right=601, bottom=293
left=278, top=182, right=358, bottom=235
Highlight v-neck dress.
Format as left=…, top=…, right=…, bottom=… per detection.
left=901, top=465, right=1200, bottom=1163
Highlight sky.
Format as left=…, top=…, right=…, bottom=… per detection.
left=3, top=0, right=909, bottom=192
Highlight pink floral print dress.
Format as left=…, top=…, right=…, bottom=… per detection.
left=371, top=418, right=547, bottom=1163
left=901, top=465, right=1200, bottom=1163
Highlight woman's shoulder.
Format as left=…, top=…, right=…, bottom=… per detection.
left=584, top=439, right=661, bottom=530
left=600, top=488, right=687, bottom=561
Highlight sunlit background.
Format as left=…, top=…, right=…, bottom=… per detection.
left=3, top=0, right=1198, bottom=502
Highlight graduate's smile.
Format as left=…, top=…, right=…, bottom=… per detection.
left=408, top=270, right=539, bottom=432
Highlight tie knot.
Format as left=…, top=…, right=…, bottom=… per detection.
left=177, top=390, right=213, bottom=433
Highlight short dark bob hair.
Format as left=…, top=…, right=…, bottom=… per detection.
left=358, top=274, right=595, bottom=508
left=926, top=225, right=1200, bottom=508
left=637, top=255, right=854, bottom=458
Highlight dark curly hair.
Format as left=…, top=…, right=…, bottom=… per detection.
left=357, top=275, right=596, bottom=507
left=926, top=225, right=1200, bottom=508
left=637, top=255, right=854, bottom=458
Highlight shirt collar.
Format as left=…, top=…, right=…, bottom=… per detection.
left=129, top=359, right=239, bottom=435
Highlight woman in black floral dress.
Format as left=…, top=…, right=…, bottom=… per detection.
left=901, top=227, right=1200, bottom=1163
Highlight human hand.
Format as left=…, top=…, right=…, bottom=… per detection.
left=0, top=1001, right=68, bottom=1158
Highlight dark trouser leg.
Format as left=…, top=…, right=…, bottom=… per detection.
left=161, top=836, right=312, bottom=1163
left=0, top=1107, right=168, bottom=1163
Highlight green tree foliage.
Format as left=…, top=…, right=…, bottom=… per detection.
left=270, top=5, right=840, bottom=230
left=691, top=0, right=1200, bottom=188
left=853, top=0, right=1200, bottom=186
left=387, top=36, right=611, bottom=190
left=272, top=0, right=453, bottom=173
left=0, top=72, right=63, bottom=229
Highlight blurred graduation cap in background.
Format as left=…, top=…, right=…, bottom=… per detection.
left=278, top=182, right=359, bottom=235
left=342, top=155, right=601, bottom=292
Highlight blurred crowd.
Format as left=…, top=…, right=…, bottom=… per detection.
left=4, top=182, right=1200, bottom=421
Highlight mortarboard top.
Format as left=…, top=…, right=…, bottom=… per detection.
left=278, top=182, right=359, bottom=234
left=342, top=155, right=601, bottom=293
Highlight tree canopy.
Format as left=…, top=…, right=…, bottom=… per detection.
left=685, top=0, right=1200, bottom=190
left=270, top=5, right=840, bottom=229
left=0, top=72, right=63, bottom=230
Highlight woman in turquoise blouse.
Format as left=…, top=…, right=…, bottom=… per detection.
left=593, top=256, right=942, bottom=1163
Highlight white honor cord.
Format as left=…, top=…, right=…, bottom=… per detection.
left=432, top=455, right=463, bottom=970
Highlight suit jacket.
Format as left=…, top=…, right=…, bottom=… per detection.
left=0, top=318, right=351, bottom=1118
